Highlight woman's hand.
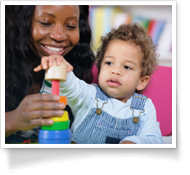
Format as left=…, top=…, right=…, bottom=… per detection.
left=5, top=94, right=65, bottom=137
left=33, top=55, right=73, bottom=73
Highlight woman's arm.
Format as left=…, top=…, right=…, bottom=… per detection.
left=5, top=111, right=18, bottom=138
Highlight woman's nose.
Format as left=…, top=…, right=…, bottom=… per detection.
left=49, top=25, right=67, bottom=42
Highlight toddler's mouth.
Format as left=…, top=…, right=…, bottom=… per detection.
left=107, top=79, right=121, bottom=87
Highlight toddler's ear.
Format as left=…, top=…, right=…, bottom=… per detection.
left=136, top=76, right=150, bottom=91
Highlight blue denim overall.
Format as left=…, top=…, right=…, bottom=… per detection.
left=71, top=86, right=147, bottom=144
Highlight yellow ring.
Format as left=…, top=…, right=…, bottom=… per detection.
left=50, top=111, right=69, bottom=122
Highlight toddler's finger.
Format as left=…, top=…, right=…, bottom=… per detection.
left=65, top=62, right=73, bottom=72
left=33, top=65, right=43, bottom=72
left=56, top=56, right=63, bottom=66
left=49, top=55, right=56, bottom=66
left=41, top=56, right=49, bottom=69
left=68, top=66, right=73, bottom=72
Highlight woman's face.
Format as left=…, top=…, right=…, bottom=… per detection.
left=31, top=5, right=80, bottom=58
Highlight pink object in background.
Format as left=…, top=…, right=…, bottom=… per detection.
left=91, top=65, right=172, bottom=136
left=142, top=66, right=172, bottom=136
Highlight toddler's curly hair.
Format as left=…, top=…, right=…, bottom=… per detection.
left=95, top=23, right=158, bottom=77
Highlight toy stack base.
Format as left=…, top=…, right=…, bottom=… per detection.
left=38, top=129, right=71, bottom=144
left=39, top=110, right=71, bottom=144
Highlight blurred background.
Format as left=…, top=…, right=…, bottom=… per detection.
left=89, top=5, right=172, bottom=67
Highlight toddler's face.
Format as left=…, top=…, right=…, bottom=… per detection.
left=31, top=5, right=80, bottom=58
left=98, top=39, right=148, bottom=103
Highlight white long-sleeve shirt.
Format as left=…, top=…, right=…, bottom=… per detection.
left=43, top=71, right=163, bottom=144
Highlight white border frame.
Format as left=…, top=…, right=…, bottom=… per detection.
left=1, top=1, right=176, bottom=148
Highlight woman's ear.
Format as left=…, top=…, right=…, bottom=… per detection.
left=136, top=76, right=150, bottom=91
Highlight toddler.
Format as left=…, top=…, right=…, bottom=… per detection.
left=35, top=23, right=163, bottom=144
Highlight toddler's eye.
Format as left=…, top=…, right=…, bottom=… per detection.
left=124, top=65, right=131, bottom=70
left=106, top=62, right=113, bottom=65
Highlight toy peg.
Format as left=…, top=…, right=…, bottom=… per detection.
left=39, top=60, right=71, bottom=144
left=45, top=60, right=67, bottom=81
left=52, top=80, right=60, bottom=95
left=45, top=60, right=67, bottom=96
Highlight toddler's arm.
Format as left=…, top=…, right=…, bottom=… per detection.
left=34, top=55, right=95, bottom=119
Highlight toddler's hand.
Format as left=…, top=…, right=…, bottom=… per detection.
left=34, top=55, right=73, bottom=73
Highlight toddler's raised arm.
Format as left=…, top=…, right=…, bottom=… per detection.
left=34, top=55, right=96, bottom=122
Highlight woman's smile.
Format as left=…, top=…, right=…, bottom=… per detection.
left=40, top=44, right=67, bottom=55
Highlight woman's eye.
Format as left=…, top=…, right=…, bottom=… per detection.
left=66, top=25, right=77, bottom=29
left=39, top=21, right=52, bottom=26
left=124, top=65, right=131, bottom=70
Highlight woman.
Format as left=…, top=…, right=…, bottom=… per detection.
left=5, top=5, right=95, bottom=143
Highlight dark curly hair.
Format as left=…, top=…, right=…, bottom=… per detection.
left=95, top=23, right=158, bottom=78
left=5, top=5, right=95, bottom=112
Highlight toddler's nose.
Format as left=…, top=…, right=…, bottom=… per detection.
left=112, top=67, right=121, bottom=75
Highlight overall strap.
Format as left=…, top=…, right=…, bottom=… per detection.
left=131, top=93, right=147, bottom=110
left=130, top=93, right=148, bottom=123
left=92, top=84, right=109, bottom=101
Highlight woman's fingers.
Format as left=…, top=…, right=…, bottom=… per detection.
left=22, top=101, right=65, bottom=112
left=13, top=94, right=67, bottom=131
left=22, top=94, right=65, bottom=107
left=21, top=94, right=65, bottom=119
left=22, top=109, right=64, bottom=119
left=25, top=94, right=60, bottom=102
left=28, top=118, right=54, bottom=128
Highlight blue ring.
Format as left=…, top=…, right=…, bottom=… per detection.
left=39, top=139, right=71, bottom=144
left=39, top=129, right=71, bottom=139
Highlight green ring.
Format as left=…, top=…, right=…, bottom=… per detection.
left=41, top=120, right=70, bottom=131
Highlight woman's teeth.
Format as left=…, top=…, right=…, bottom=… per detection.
left=44, top=46, right=64, bottom=53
